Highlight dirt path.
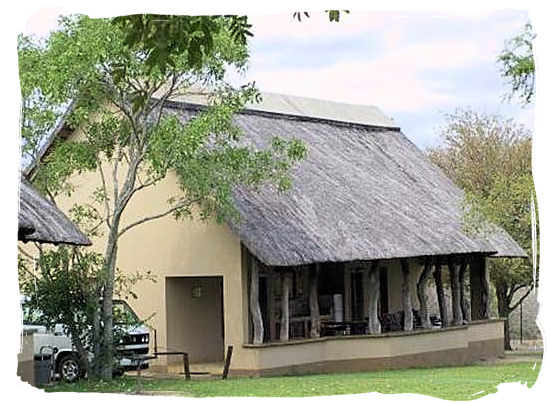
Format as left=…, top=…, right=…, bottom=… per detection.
left=474, top=350, right=543, bottom=366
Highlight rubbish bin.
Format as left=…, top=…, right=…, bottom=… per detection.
left=34, top=354, right=53, bottom=386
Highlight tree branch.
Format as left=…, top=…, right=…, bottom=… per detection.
left=118, top=198, right=196, bottom=238
left=18, top=245, right=35, bottom=261
left=510, top=286, right=533, bottom=312
left=97, top=161, right=112, bottom=229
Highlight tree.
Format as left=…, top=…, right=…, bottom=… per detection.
left=498, top=23, right=535, bottom=105
left=19, top=15, right=306, bottom=379
left=18, top=245, right=153, bottom=378
left=112, top=11, right=349, bottom=74
left=428, top=109, right=536, bottom=349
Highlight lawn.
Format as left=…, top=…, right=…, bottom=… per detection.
left=45, top=361, right=541, bottom=400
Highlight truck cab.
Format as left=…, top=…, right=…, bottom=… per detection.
left=22, top=299, right=150, bottom=382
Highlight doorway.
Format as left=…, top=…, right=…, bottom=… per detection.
left=165, top=276, right=224, bottom=363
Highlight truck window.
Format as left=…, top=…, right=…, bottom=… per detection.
left=113, top=301, right=140, bottom=325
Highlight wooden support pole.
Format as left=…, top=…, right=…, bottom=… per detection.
left=366, top=261, right=381, bottom=334
left=417, top=257, right=433, bottom=329
left=280, top=269, right=292, bottom=341
left=249, top=257, right=264, bottom=344
left=459, top=256, right=471, bottom=322
left=480, top=257, right=491, bottom=319
left=434, top=257, right=449, bottom=327
left=183, top=352, right=190, bottom=380
left=309, top=264, right=321, bottom=338
left=400, top=258, right=413, bottom=332
left=449, top=255, right=463, bottom=326
left=222, top=345, right=233, bottom=380
left=344, top=264, right=352, bottom=322
left=470, top=254, right=490, bottom=320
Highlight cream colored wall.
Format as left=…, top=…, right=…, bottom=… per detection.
left=386, top=258, right=423, bottom=313
left=46, top=127, right=251, bottom=368
left=243, top=320, right=503, bottom=371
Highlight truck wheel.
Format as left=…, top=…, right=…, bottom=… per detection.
left=58, top=354, right=82, bottom=383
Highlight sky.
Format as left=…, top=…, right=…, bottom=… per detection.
left=241, top=10, right=534, bottom=149
left=22, top=7, right=534, bottom=150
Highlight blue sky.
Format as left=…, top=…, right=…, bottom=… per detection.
left=227, top=10, right=535, bottom=150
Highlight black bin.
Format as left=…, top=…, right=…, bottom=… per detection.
left=34, top=355, right=53, bottom=386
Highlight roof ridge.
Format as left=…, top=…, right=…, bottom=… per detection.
left=163, top=99, right=402, bottom=132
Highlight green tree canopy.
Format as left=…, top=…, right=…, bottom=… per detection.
left=498, top=23, right=535, bottom=105
left=428, top=109, right=536, bottom=349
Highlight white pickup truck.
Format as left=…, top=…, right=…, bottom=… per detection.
left=22, top=299, right=150, bottom=382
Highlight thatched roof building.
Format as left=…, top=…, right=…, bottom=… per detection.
left=18, top=177, right=91, bottom=246
left=165, top=93, right=526, bottom=266
left=28, top=92, right=525, bottom=261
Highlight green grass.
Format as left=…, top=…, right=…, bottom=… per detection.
left=45, top=361, right=541, bottom=400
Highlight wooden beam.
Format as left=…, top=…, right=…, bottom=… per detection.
left=481, top=257, right=491, bottom=319
left=434, top=258, right=449, bottom=327
left=470, top=254, right=490, bottom=320
left=222, top=345, right=233, bottom=380
left=459, top=256, right=471, bottom=322
left=344, top=264, right=352, bottom=322
left=449, top=255, right=463, bottom=326
left=400, top=258, right=413, bottom=332
left=366, top=261, right=381, bottom=334
left=417, top=257, right=433, bottom=329
left=268, top=273, right=277, bottom=341
left=309, top=264, right=321, bottom=338
left=249, top=257, right=264, bottom=344
left=280, top=269, right=292, bottom=341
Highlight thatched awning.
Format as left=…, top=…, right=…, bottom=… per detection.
left=18, top=178, right=91, bottom=246
left=167, top=99, right=526, bottom=266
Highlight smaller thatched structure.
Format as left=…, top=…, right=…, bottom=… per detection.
left=18, top=177, right=91, bottom=246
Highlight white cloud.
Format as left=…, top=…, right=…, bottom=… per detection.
left=24, top=5, right=66, bottom=37
left=246, top=59, right=454, bottom=113
left=241, top=11, right=531, bottom=116
left=244, top=38, right=504, bottom=112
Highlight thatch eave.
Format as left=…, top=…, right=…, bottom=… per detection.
left=18, top=177, right=92, bottom=246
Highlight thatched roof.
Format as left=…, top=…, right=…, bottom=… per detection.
left=166, top=96, right=526, bottom=267
left=18, top=177, right=91, bottom=246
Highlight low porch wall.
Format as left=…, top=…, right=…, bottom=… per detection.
left=234, top=319, right=504, bottom=376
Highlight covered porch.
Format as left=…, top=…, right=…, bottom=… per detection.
left=238, top=249, right=501, bottom=375
left=245, top=250, right=493, bottom=344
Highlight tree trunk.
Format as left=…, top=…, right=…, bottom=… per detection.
left=459, top=257, right=471, bottom=322
left=249, top=257, right=264, bottom=344
left=434, top=258, right=449, bottom=327
left=97, top=212, right=122, bottom=380
left=495, top=284, right=513, bottom=350
left=481, top=260, right=491, bottom=319
left=400, top=258, right=413, bottom=332
left=309, top=264, right=320, bottom=338
left=367, top=261, right=381, bottom=334
left=449, top=256, right=463, bottom=326
left=280, top=270, right=292, bottom=341
left=417, top=257, right=433, bottom=329
left=97, top=156, right=141, bottom=379
left=90, top=295, right=102, bottom=378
